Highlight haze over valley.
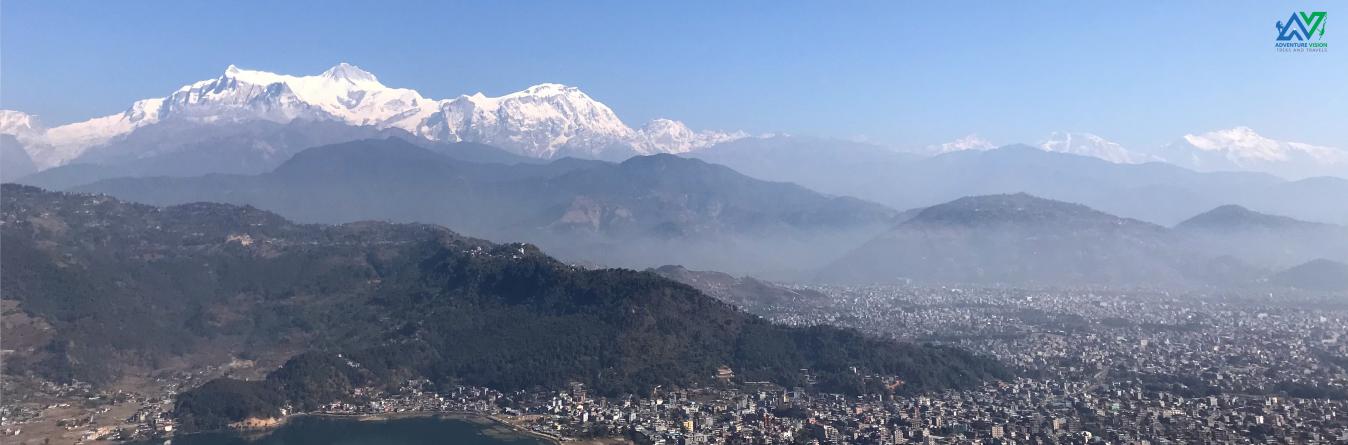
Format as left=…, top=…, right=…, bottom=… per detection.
left=3, top=3, right=1347, bottom=444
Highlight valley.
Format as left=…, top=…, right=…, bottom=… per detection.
left=2, top=8, right=1346, bottom=443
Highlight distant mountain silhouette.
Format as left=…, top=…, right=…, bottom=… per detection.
left=1176, top=205, right=1348, bottom=269
left=71, top=138, right=896, bottom=277
left=818, top=193, right=1211, bottom=286
left=692, top=140, right=1348, bottom=226
left=1271, top=259, right=1348, bottom=291
left=1176, top=205, right=1329, bottom=231
left=11, top=120, right=537, bottom=190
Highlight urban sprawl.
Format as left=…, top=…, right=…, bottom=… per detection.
left=3, top=286, right=1347, bottom=444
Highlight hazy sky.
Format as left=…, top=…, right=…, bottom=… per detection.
left=2, top=1, right=1343, bottom=149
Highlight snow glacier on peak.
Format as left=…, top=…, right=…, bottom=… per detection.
left=162, top=63, right=436, bottom=128
left=421, top=83, right=639, bottom=159
left=0, top=110, right=44, bottom=137
left=1162, top=127, right=1348, bottom=179
left=1038, top=132, right=1149, bottom=164
left=929, top=134, right=998, bottom=154
left=637, top=118, right=748, bottom=155
left=2, top=64, right=743, bottom=167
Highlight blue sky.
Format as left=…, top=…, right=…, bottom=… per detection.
left=2, top=1, right=1343, bottom=149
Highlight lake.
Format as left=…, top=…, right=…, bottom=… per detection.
left=142, top=415, right=553, bottom=445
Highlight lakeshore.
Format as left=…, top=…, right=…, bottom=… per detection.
left=141, top=413, right=565, bottom=445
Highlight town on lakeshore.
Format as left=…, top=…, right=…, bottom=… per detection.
left=5, top=285, right=1346, bottom=444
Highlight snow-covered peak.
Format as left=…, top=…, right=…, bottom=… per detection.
left=640, top=118, right=698, bottom=142
left=636, top=118, right=748, bottom=154
left=516, top=83, right=578, bottom=96
left=418, top=86, right=742, bottom=158
left=162, top=63, right=429, bottom=127
left=0, top=110, right=44, bottom=136
left=213, top=64, right=291, bottom=88
left=455, top=83, right=601, bottom=108
left=931, top=134, right=997, bottom=153
left=926, top=132, right=1152, bottom=164
left=3, top=63, right=437, bottom=168
left=1180, top=127, right=1289, bottom=161
left=1163, top=127, right=1347, bottom=179
left=320, top=62, right=380, bottom=85
left=1039, top=132, right=1148, bottom=164
left=4, top=64, right=746, bottom=168
left=423, top=83, right=640, bottom=159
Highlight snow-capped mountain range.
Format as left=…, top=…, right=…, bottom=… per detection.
left=2, top=63, right=745, bottom=169
left=930, top=134, right=997, bottom=154
left=927, top=132, right=1151, bottom=164
left=2, top=63, right=1343, bottom=180
left=930, top=130, right=1345, bottom=179
left=1159, top=127, right=1348, bottom=179
left=1037, top=132, right=1157, bottom=164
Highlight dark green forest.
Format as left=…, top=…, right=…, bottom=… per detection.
left=1, top=184, right=1007, bottom=432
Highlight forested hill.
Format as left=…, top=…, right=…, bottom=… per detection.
left=0, top=184, right=1008, bottom=432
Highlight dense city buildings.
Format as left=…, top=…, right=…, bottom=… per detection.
left=6, top=286, right=1345, bottom=444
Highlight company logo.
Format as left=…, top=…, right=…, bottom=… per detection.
left=1275, top=11, right=1328, bottom=52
